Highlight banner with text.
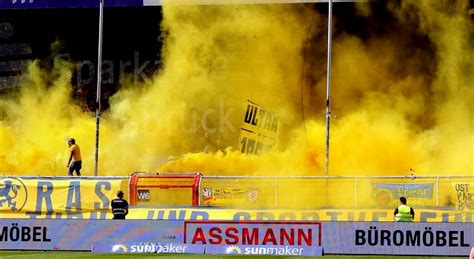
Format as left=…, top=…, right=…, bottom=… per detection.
left=238, top=100, right=278, bottom=155
left=0, top=219, right=183, bottom=251
left=0, top=176, right=126, bottom=219
left=0, top=219, right=472, bottom=255
left=92, top=242, right=205, bottom=254
left=323, top=222, right=473, bottom=256
left=201, top=187, right=259, bottom=206
left=206, top=244, right=323, bottom=256
left=453, top=182, right=473, bottom=210
left=372, top=183, right=434, bottom=199
left=184, top=221, right=321, bottom=246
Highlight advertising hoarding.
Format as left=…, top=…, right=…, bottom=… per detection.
left=206, top=244, right=323, bottom=256
left=322, top=222, right=473, bottom=256
left=0, top=219, right=471, bottom=256
left=0, top=219, right=183, bottom=251
left=92, top=242, right=205, bottom=254
left=184, top=220, right=321, bottom=246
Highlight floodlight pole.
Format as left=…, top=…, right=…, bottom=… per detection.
left=325, top=0, right=333, bottom=177
left=94, top=0, right=104, bottom=177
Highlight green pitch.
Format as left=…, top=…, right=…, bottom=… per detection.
left=0, top=251, right=465, bottom=259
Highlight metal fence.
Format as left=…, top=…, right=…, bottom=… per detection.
left=199, top=175, right=474, bottom=209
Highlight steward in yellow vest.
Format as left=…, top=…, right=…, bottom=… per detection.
left=394, top=197, right=414, bottom=222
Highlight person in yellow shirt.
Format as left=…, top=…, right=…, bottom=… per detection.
left=394, top=196, right=415, bottom=222
left=67, top=138, right=82, bottom=176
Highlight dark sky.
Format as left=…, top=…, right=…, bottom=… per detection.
left=0, top=6, right=163, bottom=109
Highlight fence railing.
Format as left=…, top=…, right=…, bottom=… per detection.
left=199, top=175, right=474, bottom=209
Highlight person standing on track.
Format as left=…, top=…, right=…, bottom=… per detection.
left=66, top=138, right=82, bottom=176
left=111, top=191, right=129, bottom=220
left=394, top=196, right=415, bottom=222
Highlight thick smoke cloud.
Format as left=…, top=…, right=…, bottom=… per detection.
left=0, top=1, right=472, bottom=178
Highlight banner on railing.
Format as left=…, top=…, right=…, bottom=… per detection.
left=372, top=183, right=434, bottom=199
left=453, top=182, right=473, bottom=210
left=372, top=182, right=435, bottom=207
left=0, top=176, right=125, bottom=219
left=202, top=187, right=259, bottom=206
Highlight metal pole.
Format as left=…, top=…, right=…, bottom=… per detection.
left=275, top=178, right=279, bottom=207
left=325, top=0, right=333, bottom=177
left=436, top=176, right=440, bottom=207
left=354, top=176, right=358, bottom=208
left=94, top=0, right=104, bottom=176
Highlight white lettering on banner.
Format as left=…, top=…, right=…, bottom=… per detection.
left=137, top=190, right=150, bottom=202
left=207, top=244, right=323, bottom=256
left=92, top=242, right=206, bottom=254
left=242, top=246, right=303, bottom=255
left=129, top=243, right=187, bottom=253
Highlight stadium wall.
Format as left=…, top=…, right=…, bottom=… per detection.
left=0, top=219, right=471, bottom=256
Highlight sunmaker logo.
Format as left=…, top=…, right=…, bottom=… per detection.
left=207, top=244, right=322, bottom=256
left=131, top=243, right=188, bottom=253
left=224, top=245, right=304, bottom=255
left=93, top=242, right=206, bottom=254
left=111, top=243, right=128, bottom=253
left=225, top=245, right=242, bottom=254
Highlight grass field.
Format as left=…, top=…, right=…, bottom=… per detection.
left=0, top=252, right=466, bottom=259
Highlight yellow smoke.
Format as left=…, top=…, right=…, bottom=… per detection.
left=0, top=59, right=96, bottom=175
left=0, top=1, right=472, bottom=180
left=161, top=0, right=473, bottom=176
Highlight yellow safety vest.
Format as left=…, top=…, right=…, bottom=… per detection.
left=396, top=205, right=413, bottom=222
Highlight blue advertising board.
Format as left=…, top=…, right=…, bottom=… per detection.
left=206, top=244, right=323, bottom=256
left=92, top=242, right=205, bottom=254
left=322, top=222, right=473, bottom=256
left=0, top=219, right=184, bottom=251
left=0, top=219, right=471, bottom=256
